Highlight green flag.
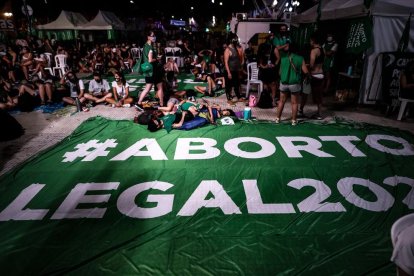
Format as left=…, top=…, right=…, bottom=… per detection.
left=345, top=17, right=372, bottom=54
left=0, top=117, right=413, bottom=274
left=398, top=14, right=412, bottom=52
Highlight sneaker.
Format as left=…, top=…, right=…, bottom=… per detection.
left=82, top=107, right=90, bottom=112
left=291, top=120, right=297, bottom=126
left=134, top=103, right=144, bottom=111
left=122, top=104, right=131, bottom=108
left=275, top=118, right=280, bottom=124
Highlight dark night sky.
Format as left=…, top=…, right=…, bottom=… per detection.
left=11, top=0, right=257, bottom=22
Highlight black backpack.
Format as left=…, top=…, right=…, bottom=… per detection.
left=136, top=110, right=154, bottom=125
left=256, top=90, right=273, bottom=109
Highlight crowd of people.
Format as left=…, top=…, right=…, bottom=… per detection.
left=2, top=26, right=410, bottom=127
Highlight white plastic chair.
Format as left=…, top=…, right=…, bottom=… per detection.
left=245, top=62, right=263, bottom=99
left=130, top=47, right=141, bottom=62
left=43, top=52, right=54, bottom=76
left=53, top=54, right=69, bottom=78
left=397, top=97, right=414, bottom=121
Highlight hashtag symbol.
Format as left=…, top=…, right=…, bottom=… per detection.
left=62, top=139, right=118, bottom=162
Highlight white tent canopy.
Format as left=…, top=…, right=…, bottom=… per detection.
left=81, top=10, right=125, bottom=30
left=36, top=10, right=88, bottom=30
left=291, top=0, right=368, bottom=24
left=291, top=0, right=414, bottom=104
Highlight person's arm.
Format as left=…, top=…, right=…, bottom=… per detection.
left=224, top=48, right=231, bottom=79
left=208, top=106, right=215, bottom=124
left=172, top=111, right=187, bottom=128
left=112, top=85, right=119, bottom=102
left=78, top=80, right=85, bottom=98
left=238, top=46, right=244, bottom=66
left=309, top=48, right=317, bottom=70
left=274, top=47, right=281, bottom=65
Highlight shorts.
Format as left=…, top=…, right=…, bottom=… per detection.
left=167, top=97, right=179, bottom=106
left=279, top=83, right=301, bottom=93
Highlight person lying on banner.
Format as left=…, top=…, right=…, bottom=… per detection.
left=147, top=109, right=194, bottom=133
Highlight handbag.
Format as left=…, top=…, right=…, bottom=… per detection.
left=140, top=62, right=153, bottom=77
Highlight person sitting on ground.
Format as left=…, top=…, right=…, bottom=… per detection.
left=84, top=71, right=112, bottom=105
left=0, top=78, right=16, bottom=110
left=19, top=76, right=54, bottom=106
left=60, top=71, right=89, bottom=112
left=194, top=75, right=225, bottom=97
left=106, top=71, right=134, bottom=108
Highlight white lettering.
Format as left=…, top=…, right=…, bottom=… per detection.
left=243, top=180, right=295, bottom=213
left=277, top=137, right=334, bottom=158
left=319, top=136, right=366, bottom=157
left=117, top=181, right=174, bottom=219
left=0, top=184, right=48, bottom=221
left=225, top=137, right=276, bottom=159
left=178, top=180, right=241, bottom=216
left=287, top=179, right=346, bottom=212
left=111, top=139, right=168, bottom=160
left=365, top=135, right=414, bottom=156
left=383, top=176, right=414, bottom=209
left=337, top=177, right=394, bottom=211
left=51, top=182, right=119, bottom=219
left=174, top=138, right=220, bottom=160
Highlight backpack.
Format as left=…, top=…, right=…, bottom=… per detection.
left=136, top=109, right=154, bottom=125
left=256, top=90, right=273, bottom=109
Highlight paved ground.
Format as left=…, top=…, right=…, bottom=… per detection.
left=1, top=87, right=413, bottom=177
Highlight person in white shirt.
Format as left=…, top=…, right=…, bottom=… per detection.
left=60, top=71, right=89, bottom=112
left=84, top=71, right=112, bottom=104
left=106, top=71, right=134, bottom=108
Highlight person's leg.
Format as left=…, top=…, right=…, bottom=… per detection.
left=233, top=70, right=244, bottom=100
left=96, top=93, right=112, bottom=103
left=62, top=96, right=76, bottom=105
left=21, top=65, right=29, bottom=80
left=291, top=92, right=300, bottom=123
left=276, top=91, right=288, bottom=122
left=138, top=83, right=153, bottom=104
left=155, top=82, right=164, bottom=106
left=45, top=84, right=53, bottom=102
left=299, top=93, right=307, bottom=116
left=194, top=85, right=207, bottom=94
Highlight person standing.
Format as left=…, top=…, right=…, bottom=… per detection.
left=299, top=33, right=325, bottom=119
left=224, top=35, right=245, bottom=104
left=322, top=33, right=338, bottom=95
left=136, top=31, right=165, bottom=110
left=275, top=43, right=310, bottom=126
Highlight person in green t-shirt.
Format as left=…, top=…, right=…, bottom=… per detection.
left=276, top=43, right=310, bottom=126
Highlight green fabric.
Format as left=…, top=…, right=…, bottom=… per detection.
left=161, top=113, right=176, bottom=133
left=0, top=117, right=413, bottom=274
left=280, top=53, right=304, bottom=85
left=272, top=35, right=289, bottom=58
left=345, top=17, right=373, bottom=54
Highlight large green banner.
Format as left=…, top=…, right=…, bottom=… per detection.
left=0, top=117, right=413, bottom=275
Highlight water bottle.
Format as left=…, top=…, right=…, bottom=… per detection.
left=347, top=66, right=353, bottom=76
left=75, top=97, right=82, bottom=112
left=243, top=107, right=251, bottom=120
